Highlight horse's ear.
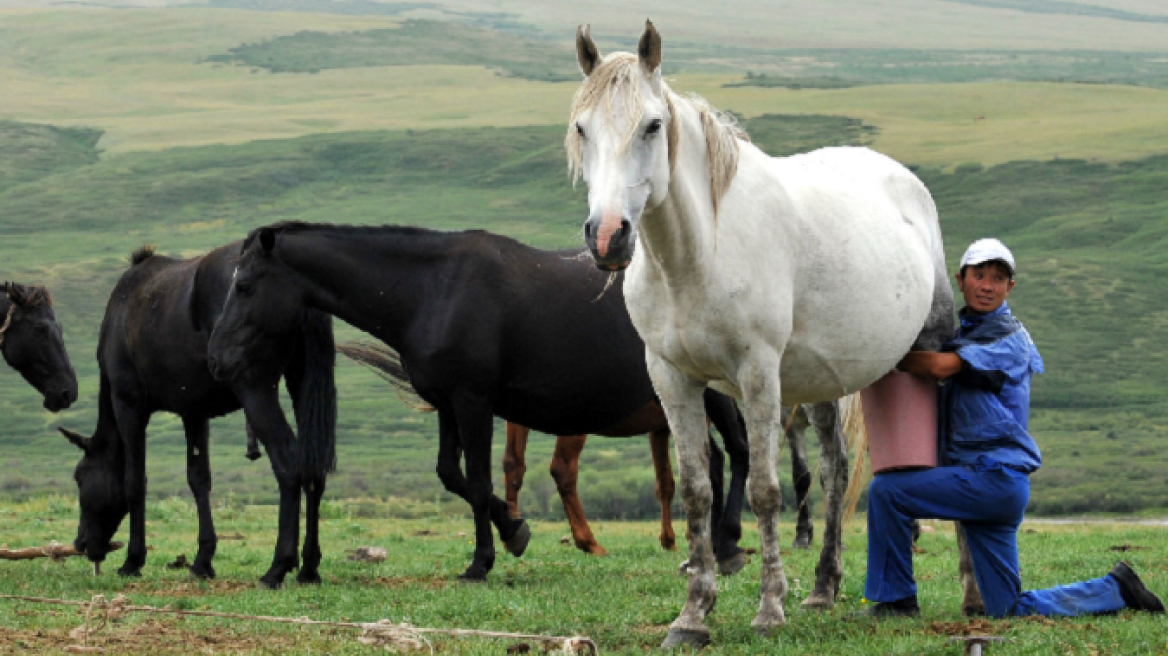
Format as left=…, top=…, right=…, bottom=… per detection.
left=6, top=282, right=27, bottom=307
left=59, top=427, right=91, bottom=453
left=259, top=227, right=277, bottom=255
left=637, top=19, right=662, bottom=75
left=576, top=24, right=601, bottom=77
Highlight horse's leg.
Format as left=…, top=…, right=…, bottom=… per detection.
left=182, top=416, right=218, bottom=580
left=245, top=422, right=262, bottom=460
left=738, top=357, right=789, bottom=637
left=651, top=356, right=717, bottom=650
left=238, top=384, right=302, bottom=589
left=956, top=522, right=987, bottom=615
left=786, top=406, right=814, bottom=550
left=502, top=423, right=529, bottom=519
left=283, top=354, right=326, bottom=586
left=649, top=429, right=676, bottom=552
left=704, top=391, right=747, bottom=575
left=112, top=392, right=150, bottom=578
left=298, top=474, right=326, bottom=585
left=451, top=395, right=527, bottom=581
left=550, top=435, right=606, bottom=555
left=800, top=401, right=848, bottom=611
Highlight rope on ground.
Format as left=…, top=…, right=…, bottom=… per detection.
left=0, top=593, right=599, bottom=655
left=0, top=541, right=124, bottom=562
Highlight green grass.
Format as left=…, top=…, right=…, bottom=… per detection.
left=1, top=497, right=1166, bottom=654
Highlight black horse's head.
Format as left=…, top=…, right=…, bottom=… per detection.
left=1, top=282, right=78, bottom=412
left=207, top=226, right=304, bottom=383
left=60, top=426, right=127, bottom=563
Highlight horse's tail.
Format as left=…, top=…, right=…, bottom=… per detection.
left=838, top=392, right=870, bottom=526
left=297, top=309, right=337, bottom=482
left=336, top=341, right=435, bottom=413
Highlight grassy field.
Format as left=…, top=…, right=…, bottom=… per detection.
left=1, top=497, right=1166, bottom=654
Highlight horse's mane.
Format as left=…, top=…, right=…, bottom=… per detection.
left=565, top=52, right=749, bottom=216
left=129, top=244, right=155, bottom=266
left=242, top=221, right=453, bottom=252
left=3, top=283, right=53, bottom=308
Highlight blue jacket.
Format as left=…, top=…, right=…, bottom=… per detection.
left=938, top=302, right=1044, bottom=473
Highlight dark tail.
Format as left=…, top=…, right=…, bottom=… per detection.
left=297, top=309, right=337, bottom=480
left=336, top=341, right=434, bottom=413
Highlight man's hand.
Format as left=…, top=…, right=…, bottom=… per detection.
left=896, top=351, right=964, bottom=380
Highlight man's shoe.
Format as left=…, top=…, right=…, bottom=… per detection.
left=849, top=596, right=921, bottom=619
left=1110, top=562, right=1165, bottom=614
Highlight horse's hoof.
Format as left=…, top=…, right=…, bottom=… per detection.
left=584, top=544, right=609, bottom=556
left=256, top=577, right=284, bottom=590
left=791, top=537, right=812, bottom=550
left=245, top=450, right=262, bottom=461
left=799, top=595, right=834, bottom=612
left=717, top=551, right=748, bottom=577
left=457, top=573, right=488, bottom=584
left=297, top=571, right=323, bottom=585
left=962, top=605, right=988, bottom=617
left=117, top=566, right=143, bottom=578
left=660, top=537, right=677, bottom=551
left=189, top=565, right=216, bottom=581
left=661, top=628, right=710, bottom=650
left=502, top=521, right=531, bottom=558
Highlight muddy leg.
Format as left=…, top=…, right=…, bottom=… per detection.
left=502, top=423, right=530, bottom=519
left=800, top=401, right=847, bottom=611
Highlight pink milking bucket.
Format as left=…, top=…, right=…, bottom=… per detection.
left=860, top=371, right=938, bottom=474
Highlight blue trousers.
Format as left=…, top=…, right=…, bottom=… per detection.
left=864, top=463, right=1126, bottom=617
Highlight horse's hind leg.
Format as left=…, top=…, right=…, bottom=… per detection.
left=502, top=423, right=529, bottom=519
left=649, top=428, right=676, bottom=551
left=956, top=523, right=987, bottom=615
left=800, top=401, right=848, bottom=611
left=298, top=474, right=326, bottom=585
left=550, top=435, right=606, bottom=555
left=786, top=406, right=814, bottom=550
left=182, top=416, right=218, bottom=580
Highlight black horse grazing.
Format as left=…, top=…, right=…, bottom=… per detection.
left=208, top=222, right=750, bottom=581
left=1, top=282, right=78, bottom=412
left=58, top=245, right=336, bottom=588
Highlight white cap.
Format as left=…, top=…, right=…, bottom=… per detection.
left=959, top=238, right=1015, bottom=274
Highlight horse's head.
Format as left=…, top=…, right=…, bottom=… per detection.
left=206, top=226, right=303, bottom=383
left=568, top=21, right=672, bottom=271
left=1, top=282, right=78, bottom=412
left=61, top=426, right=126, bottom=564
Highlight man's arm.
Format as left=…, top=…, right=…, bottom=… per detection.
left=897, top=351, right=963, bottom=380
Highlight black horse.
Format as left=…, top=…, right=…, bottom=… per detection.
left=1, top=282, right=78, bottom=412
left=58, top=245, right=336, bottom=588
left=208, top=222, right=750, bottom=581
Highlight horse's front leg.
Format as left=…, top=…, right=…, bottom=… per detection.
left=182, top=416, right=218, bottom=580
left=113, top=393, right=150, bottom=578
left=801, top=401, right=848, bottom=610
left=298, top=474, right=326, bottom=585
left=739, top=357, right=790, bottom=636
left=238, top=384, right=301, bottom=589
left=785, top=406, right=815, bottom=550
left=704, top=391, right=747, bottom=574
left=650, top=356, right=716, bottom=650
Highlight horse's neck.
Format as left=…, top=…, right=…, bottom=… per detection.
left=638, top=96, right=719, bottom=283
left=282, top=229, right=451, bottom=346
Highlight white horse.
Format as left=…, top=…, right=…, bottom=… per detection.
left=567, top=22, right=955, bottom=647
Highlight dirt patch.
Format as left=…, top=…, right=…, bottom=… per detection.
left=123, top=580, right=254, bottom=598
left=373, top=575, right=449, bottom=590
left=0, top=620, right=304, bottom=654
left=927, top=619, right=1011, bottom=636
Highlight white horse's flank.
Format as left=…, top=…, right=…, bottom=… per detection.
left=570, top=23, right=953, bottom=647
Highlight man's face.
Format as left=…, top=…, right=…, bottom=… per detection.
left=957, top=262, right=1015, bottom=314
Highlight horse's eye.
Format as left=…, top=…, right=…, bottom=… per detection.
left=645, top=119, right=662, bottom=136
left=576, top=123, right=585, bottom=138
left=236, top=282, right=252, bottom=295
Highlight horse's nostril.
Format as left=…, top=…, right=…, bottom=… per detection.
left=619, top=220, right=631, bottom=238
left=584, top=222, right=595, bottom=241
